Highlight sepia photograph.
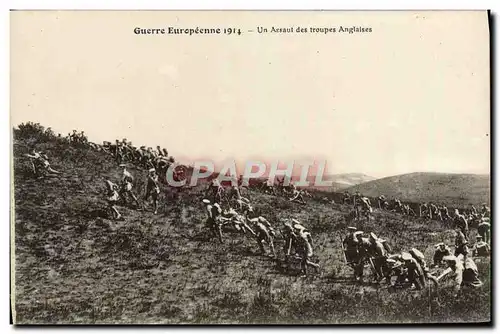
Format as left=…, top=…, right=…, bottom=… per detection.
left=10, top=10, right=491, bottom=324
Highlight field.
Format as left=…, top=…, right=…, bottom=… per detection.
left=12, top=129, right=491, bottom=324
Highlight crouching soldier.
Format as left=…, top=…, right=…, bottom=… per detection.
left=433, top=243, right=452, bottom=267
left=409, top=248, right=438, bottom=285
left=396, top=252, right=426, bottom=290
left=472, top=235, right=490, bottom=257
left=437, top=255, right=482, bottom=297
left=249, top=216, right=276, bottom=258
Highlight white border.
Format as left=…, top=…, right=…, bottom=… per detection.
left=3, top=1, right=498, bottom=333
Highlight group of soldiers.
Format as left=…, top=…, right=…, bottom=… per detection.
left=257, top=178, right=313, bottom=204
left=341, top=225, right=486, bottom=295
left=104, top=165, right=163, bottom=220
left=66, top=130, right=88, bottom=145
left=202, top=193, right=320, bottom=277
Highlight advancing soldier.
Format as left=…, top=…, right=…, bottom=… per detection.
left=25, top=149, right=61, bottom=176
left=248, top=216, right=276, bottom=258
left=144, top=168, right=160, bottom=214
left=477, top=218, right=491, bottom=244
left=223, top=208, right=255, bottom=235
left=454, top=228, right=469, bottom=258
left=342, top=226, right=359, bottom=266
left=119, top=165, right=140, bottom=208
left=437, top=254, right=483, bottom=297
left=433, top=243, right=452, bottom=267
left=354, top=231, right=372, bottom=282
left=453, top=209, right=469, bottom=239
left=472, top=235, right=490, bottom=257
left=294, top=225, right=320, bottom=277
left=104, top=179, right=122, bottom=220
left=369, top=233, right=389, bottom=283
left=202, top=199, right=224, bottom=243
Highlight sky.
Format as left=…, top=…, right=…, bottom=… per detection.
left=10, top=11, right=490, bottom=179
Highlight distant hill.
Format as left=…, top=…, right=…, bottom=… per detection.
left=304, top=173, right=376, bottom=191
left=328, top=173, right=377, bottom=190
left=345, top=172, right=490, bottom=206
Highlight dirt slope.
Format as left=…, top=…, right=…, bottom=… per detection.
left=12, top=129, right=491, bottom=324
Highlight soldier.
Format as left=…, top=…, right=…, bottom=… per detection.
left=294, top=225, right=320, bottom=277
left=472, top=235, right=490, bottom=257
left=440, top=205, right=452, bottom=221
left=202, top=199, right=224, bottom=243
left=223, top=208, right=255, bottom=235
left=397, top=252, right=426, bottom=290
left=433, top=243, right=452, bottom=267
left=469, top=204, right=478, bottom=216
left=393, top=198, right=403, bottom=213
left=248, top=216, right=276, bottom=258
left=454, top=228, right=469, bottom=258
left=25, top=149, right=61, bottom=176
left=409, top=248, right=438, bottom=285
left=342, top=226, right=359, bottom=266
left=105, top=179, right=122, bottom=220
left=144, top=168, right=160, bottom=214
left=378, top=195, right=386, bottom=210
left=353, top=191, right=362, bottom=207
left=481, top=203, right=490, bottom=218
left=368, top=232, right=388, bottom=283
left=437, top=255, right=482, bottom=297
left=283, top=221, right=298, bottom=262
left=453, top=209, right=469, bottom=238
left=70, top=129, right=79, bottom=142
left=119, top=165, right=140, bottom=208
left=355, top=197, right=373, bottom=221
left=404, top=204, right=417, bottom=216
left=429, top=203, right=440, bottom=220
left=354, top=231, right=371, bottom=281
left=156, top=145, right=164, bottom=157
left=343, top=191, right=351, bottom=205
left=289, top=189, right=306, bottom=204
left=477, top=218, right=491, bottom=244
left=206, top=179, right=224, bottom=203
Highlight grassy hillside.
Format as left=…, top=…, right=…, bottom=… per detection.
left=12, top=128, right=491, bottom=324
left=345, top=172, right=490, bottom=207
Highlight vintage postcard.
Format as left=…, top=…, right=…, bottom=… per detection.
left=10, top=10, right=491, bottom=324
